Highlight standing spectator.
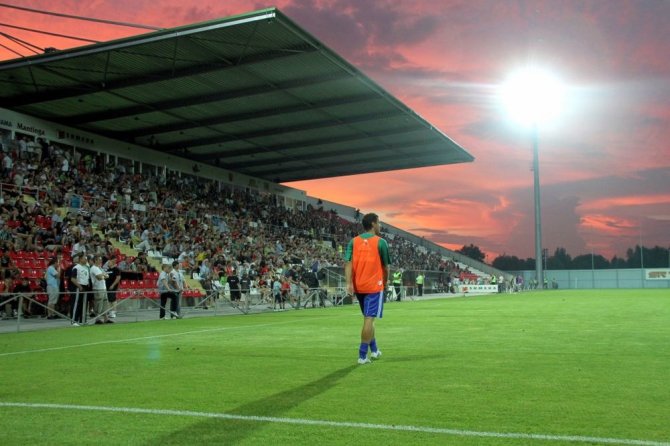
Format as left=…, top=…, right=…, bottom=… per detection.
left=286, top=264, right=300, bottom=308
left=157, top=263, right=178, bottom=319
left=45, top=257, right=60, bottom=319
left=415, top=272, right=425, bottom=296
left=228, top=270, right=241, bottom=307
left=90, top=255, right=112, bottom=324
left=70, top=253, right=91, bottom=326
left=345, top=213, right=390, bottom=365
left=170, top=260, right=184, bottom=318
left=392, top=269, right=403, bottom=301
left=240, top=272, right=251, bottom=311
left=272, top=275, right=283, bottom=311
left=1, top=152, right=12, bottom=179
left=1, top=276, right=16, bottom=319
left=13, top=277, right=33, bottom=318
left=103, top=257, right=121, bottom=318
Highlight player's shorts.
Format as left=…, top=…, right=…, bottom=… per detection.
left=356, top=291, right=384, bottom=318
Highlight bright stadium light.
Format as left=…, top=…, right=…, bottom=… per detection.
left=500, top=66, right=566, bottom=289
left=500, top=67, right=566, bottom=126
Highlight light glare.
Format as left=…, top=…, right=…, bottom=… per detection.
left=500, top=67, right=565, bottom=126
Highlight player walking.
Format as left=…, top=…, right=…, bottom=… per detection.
left=345, top=213, right=391, bottom=365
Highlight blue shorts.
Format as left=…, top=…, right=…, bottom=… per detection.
left=356, top=292, right=384, bottom=318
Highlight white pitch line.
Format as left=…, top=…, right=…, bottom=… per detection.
left=0, top=315, right=338, bottom=357
left=0, top=401, right=667, bottom=446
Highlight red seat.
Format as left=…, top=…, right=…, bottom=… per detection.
left=117, top=290, right=132, bottom=299
left=33, top=259, right=48, bottom=269
left=128, top=280, right=142, bottom=289
left=143, top=290, right=159, bottom=299
left=15, top=259, right=30, bottom=268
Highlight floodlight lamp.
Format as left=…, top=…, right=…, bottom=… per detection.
left=500, top=67, right=565, bottom=126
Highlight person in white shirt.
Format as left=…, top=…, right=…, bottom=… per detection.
left=90, top=255, right=112, bottom=324
left=170, top=260, right=184, bottom=318
left=157, top=263, right=178, bottom=319
left=1, top=153, right=12, bottom=179
left=70, top=253, right=90, bottom=326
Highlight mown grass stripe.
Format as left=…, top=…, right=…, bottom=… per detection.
left=0, top=401, right=667, bottom=446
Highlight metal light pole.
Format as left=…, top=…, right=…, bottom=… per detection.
left=501, top=66, right=565, bottom=290
left=532, top=122, right=543, bottom=288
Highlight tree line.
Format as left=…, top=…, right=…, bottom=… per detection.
left=455, top=244, right=670, bottom=271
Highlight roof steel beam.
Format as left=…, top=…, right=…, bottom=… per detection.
left=62, top=70, right=347, bottom=125
left=3, top=45, right=317, bottom=108
left=121, top=93, right=378, bottom=138
left=191, top=124, right=422, bottom=161
left=224, top=138, right=438, bottom=170
left=159, top=109, right=406, bottom=152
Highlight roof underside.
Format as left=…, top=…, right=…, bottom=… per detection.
left=0, top=8, right=473, bottom=183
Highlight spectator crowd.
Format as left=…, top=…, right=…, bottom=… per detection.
left=0, top=135, right=474, bottom=320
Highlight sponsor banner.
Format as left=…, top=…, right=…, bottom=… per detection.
left=645, top=269, right=670, bottom=280
left=458, top=284, right=498, bottom=293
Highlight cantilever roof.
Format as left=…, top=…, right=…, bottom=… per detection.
left=0, top=8, right=473, bottom=182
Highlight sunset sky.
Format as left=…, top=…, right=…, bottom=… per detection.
left=1, top=0, right=668, bottom=261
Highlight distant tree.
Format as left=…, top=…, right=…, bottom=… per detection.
left=646, top=246, right=670, bottom=267
left=491, top=245, right=667, bottom=271
left=593, top=254, right=609, bottom=268
left=609, top=255, right=627, bottom=268
left=572, top=254, right=592, bottom=269
left=547, top=247, right=572, bottom=270
left=457, top=244, right=485, bottom=263
left=492, top=255, right=523, bottom=271
left=626, top=246, right=642, bottom=268
left=557, top=253, right=608, bottom=270
left=491, top=255, right=535, bottom=271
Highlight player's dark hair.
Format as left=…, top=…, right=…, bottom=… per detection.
left=362, top=213, right=378, bottom=231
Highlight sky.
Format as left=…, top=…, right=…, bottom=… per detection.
left=1, top=0, right=668, bottom=261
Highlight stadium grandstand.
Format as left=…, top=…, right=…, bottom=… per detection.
left=0, top=7, right=506, bottom=331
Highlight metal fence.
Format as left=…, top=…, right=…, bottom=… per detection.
left=0, top=285, right=357, bottom=333
left=511, top=268, right=670, bottom=289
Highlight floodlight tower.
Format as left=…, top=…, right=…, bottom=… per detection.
left=500, top=67, right=565, bottom=288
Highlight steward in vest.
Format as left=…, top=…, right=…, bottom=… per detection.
left=392, top=270, right=403, bottom=301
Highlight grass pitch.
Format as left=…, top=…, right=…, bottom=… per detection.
left=0, top=289, right=668, bottom=445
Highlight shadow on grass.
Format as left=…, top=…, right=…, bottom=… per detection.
left=146, top=364, right=357, bottom=445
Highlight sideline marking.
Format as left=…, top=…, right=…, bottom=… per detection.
left=0, top=401, right=667, bottom=446
left=0, top=315, right=340, bottom=357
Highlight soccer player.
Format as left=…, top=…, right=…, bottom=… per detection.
left=345, top=213, right=391, bottom=365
